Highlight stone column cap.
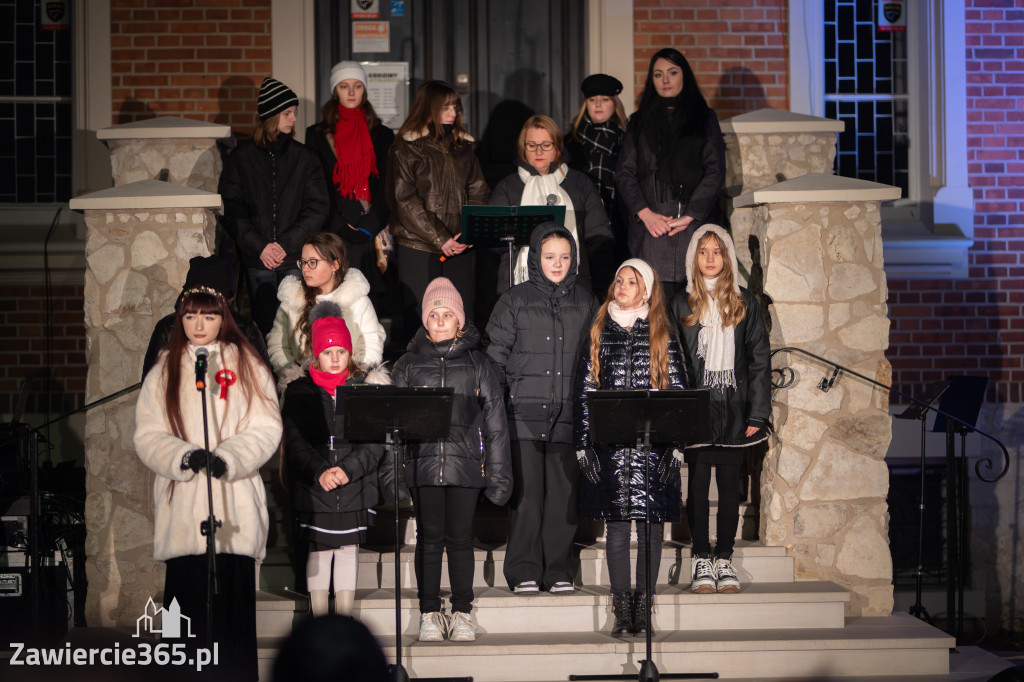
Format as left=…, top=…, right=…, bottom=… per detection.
left=733, top=173, right=902, bottom=207
left=97, top=116, right=233, bottom=140
left=720, top=109, right=844, bottom=134
left=69, top=179, right=223, bottom=213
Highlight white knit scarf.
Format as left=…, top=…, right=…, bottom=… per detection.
left=696, top=276, right=736, bottom=390
left=514, top=163, right=578, bottom=285
left=608, top=301, right=649, bottom=330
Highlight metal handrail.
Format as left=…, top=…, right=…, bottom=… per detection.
left=770, top=346, right=1010, bottom=483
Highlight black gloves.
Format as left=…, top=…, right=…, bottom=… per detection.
left=576, top=448, right=601, bottom=485
left=657, top=448, right=684, bottom=484
left=180, top=449, right=227, bottom=478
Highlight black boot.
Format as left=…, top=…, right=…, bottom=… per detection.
left=611, top=591, right=633, bottom=636
left=632, top=590, right=654, bottom=637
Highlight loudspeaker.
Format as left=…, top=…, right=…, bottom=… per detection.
left=0, top=565, right=69, bottom=645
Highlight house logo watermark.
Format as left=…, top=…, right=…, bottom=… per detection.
left=134, top=596, right=196, bottom=638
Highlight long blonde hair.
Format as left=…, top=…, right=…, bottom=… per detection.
left=569, top=96, right=628, bottom=141
left=684, top=231, right=746, bottom=328
left=588, top=267, right=673, bottom=389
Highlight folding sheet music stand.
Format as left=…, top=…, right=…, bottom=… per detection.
left=461, top=205, right=566, bottom=289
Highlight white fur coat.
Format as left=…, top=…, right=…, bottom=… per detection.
left=134, top=342, right=282, bottom=561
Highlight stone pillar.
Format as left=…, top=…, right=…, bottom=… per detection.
left=720, top=110, right=843, bottom=278
left=69, top=180, right=223, bottom=627
left=734, top=173, right=902, bottom=617
left=97, top=117, right=232, bottom=192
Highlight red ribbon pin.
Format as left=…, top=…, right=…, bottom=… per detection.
left=215, top=369, right=237, bottom=400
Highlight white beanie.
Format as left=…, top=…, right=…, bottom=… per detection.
left=616, top=258, right=655, bottom=301
left=330, top=61, right=368, bottom=92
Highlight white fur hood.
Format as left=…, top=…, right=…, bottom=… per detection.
left=276, top=268, right=371, bottom=312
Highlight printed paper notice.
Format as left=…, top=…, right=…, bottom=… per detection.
left=351, top=0, right=379, bottom=19
left=353, top=21, right=390, bottom=53
left=362, top=62, right=409, bottom=130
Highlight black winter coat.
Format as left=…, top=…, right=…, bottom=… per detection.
left=485, top=223, right=599, bottom=443
left=614, top=113, right=725, bottom=284
left=392, top=324, right=513, bottom=505
left=282, top=369, right=391, bottom=514
left=488, top=161, right=615, bottom=294
left=574, top=315, right=688, bottom=522
left=304, top=121, right=395, bottom=243
left=670, top=289, right=771, bottom=452
left=219, top=136, right=330, bottom=270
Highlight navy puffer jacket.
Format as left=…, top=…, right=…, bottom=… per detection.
left=485, top=222, right=599, bottom=443
left=392, top=324, right=512, bottom=506
left=574, top=315, right=687, bottom=522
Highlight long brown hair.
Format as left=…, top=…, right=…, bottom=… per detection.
left=569, top=96, right=628, bottom=141
left=162, top=292, right=273, bottom=440
left=587, top=266, right=673, bottom=389
left=316, top=89, right=381, bottom=132
left=683, top=231, right=746, bottom=329
left=296, top=232, right=349, bottom=363
left=397, top=80, right=468, bottom=142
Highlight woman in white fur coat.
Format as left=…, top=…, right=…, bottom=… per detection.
left=267, top=231, right=385, bottom=386
left=135, top=286, right=282, bottom=681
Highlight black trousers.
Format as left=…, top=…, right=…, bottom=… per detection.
left=411, top=486, right=479, bottom=614
left=687, top=455, right=741, bottom=558
left=163, top=553, right=257, bottom=682
left=503, top=440, right=580, bottom=590
left=395, top=245, right=476, bottom=348
left=605, top=520, right=664, bottom=594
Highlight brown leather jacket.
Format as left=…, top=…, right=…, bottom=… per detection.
left=385, top=129, right=490, bottom=253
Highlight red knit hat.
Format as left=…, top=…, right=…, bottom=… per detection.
left=422, top=277, right=465, bottom=329
left=312, top=316, right=353, bottom=357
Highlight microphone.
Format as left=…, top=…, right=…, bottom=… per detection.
left=195, top=347, right=209, bottom=390
left=546, top=194, right=557, bottom=206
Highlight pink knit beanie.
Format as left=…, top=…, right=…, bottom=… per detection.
left=421, top=277, right=465, bottom=330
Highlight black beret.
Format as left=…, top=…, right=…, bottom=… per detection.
left=581, top=74, right=623, bottom=99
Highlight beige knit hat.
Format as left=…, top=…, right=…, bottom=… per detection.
left=422, top=277, right=465, bottom=330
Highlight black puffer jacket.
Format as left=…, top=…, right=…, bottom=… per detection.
left=219, top=136, right=330, bottom=270
left=670, top=289, right=771, bottom=448
left=282, top=367, right=392, bottom=513
left=574, top=315, right=687, bottom=522
left=485, top=223, right=598, bottom=443
left=392, top=324, right=512, bottom=505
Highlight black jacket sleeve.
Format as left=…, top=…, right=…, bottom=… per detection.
left=682, top=112, right=726, bottom=224
left=276, top=149, right=330, bottom=256
left=613, top=122, right=648, bottom=221
left=282, top=384, right=332, bottom=487
left=219, top=151, right=267, bottom=261
left=142, top=315, right=174, bottom=381
left=742, top=294, right=772, bottom=427
left=477, top=351, right=512, bottom=505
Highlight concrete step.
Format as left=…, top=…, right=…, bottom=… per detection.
left=353, top=582, right=850, bottom=638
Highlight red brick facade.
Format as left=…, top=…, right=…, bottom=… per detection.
left=633, top=0, right=789, bottom=118
left=111, top=0, right=272, bottom=135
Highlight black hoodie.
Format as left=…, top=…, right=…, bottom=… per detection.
left=485, top=223, right=599, bottom=443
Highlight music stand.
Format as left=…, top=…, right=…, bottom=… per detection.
left=336, top=385, right=469, bottom=682
left=460, top=205, right=566, bottom=289
left=572, top=389, right=717, bottom=682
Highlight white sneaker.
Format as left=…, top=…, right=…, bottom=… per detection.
left=448, top=611, right=476, bottom=642
left=514, top=580, right=540, bottom=594
left=690, top=556, right=716, bottom=593
left=418, top=611, right=448, bottom=642
left=714, top=557, right=741, bottom=593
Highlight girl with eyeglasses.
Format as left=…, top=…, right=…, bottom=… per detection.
left=267, top=231, right=385, bottom=391
left=488, top=114, right=615, bottom=295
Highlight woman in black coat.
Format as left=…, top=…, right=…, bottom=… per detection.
left=485, top=223, right=598, bottom=594
left=614, top=49, right=725, bottom=298
left=670, top=224, right=770, bottom=595
left=575, top=258, right=687, bottom=636
left=489, top=114, right=615, bottom=295
left=304, top=61, right=395, bottom=288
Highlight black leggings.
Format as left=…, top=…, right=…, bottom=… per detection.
left=605, top=520, right=664, bottom=594
left=687, top=458, right=741, bottom=558
left=411, top=486, right=479, bottom=614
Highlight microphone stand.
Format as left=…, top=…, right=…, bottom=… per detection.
left=195, top=349, right=221, bottom=651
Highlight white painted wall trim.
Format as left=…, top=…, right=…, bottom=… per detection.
left=587, top=0, right=635, bottom=114
left=271, top=0, right=317, bottom=142
left=787, top=0, right=824, bottom=118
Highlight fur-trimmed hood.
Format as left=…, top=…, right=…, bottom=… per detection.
left=276, top=268, right=371, bottom=312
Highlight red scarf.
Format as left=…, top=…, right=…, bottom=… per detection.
left=309, top=365, right=349, bottom=399
left=332, top=104, right=377, bottom=202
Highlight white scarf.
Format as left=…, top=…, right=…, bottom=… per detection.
left=514, top=163, right=578, bottom=285
left=696, top=277, right=736, bottom=390
left=608, top=301, right=649, bottom=330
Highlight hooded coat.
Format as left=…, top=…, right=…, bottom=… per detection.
left=485, top=223, right=598, bottom=443
left=391, top=323, right=512, bottom=505
left=574, top=316, right=688, bottom=522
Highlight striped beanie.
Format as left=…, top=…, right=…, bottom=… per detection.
left=258, top=77, right=299, bottom=121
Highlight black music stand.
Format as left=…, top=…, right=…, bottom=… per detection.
left=461, top=205, right=566, bottom=289
left=336, top=385, right=470, bottom=682
left=572, top=389, right=718, bottom=682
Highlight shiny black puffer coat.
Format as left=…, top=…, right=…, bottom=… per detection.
left=392, top=324, right=512, bottom=506
left=574, top=315, right=687, bottom=522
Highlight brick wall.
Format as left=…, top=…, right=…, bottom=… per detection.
left=0, top=286, right=87, bottom=418
left=633, top=0, right=789, bottom=118
left=111, top=0, right=272, bottom=135
left=887, top=1, right=1024, bottom=404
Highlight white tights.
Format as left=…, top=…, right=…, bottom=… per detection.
left=306, top=545, right=358, bottom=592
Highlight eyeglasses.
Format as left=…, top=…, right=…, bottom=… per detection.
left=525, top=141, right=555, bottom=152
left=297, top=258, right=320, bottom=270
